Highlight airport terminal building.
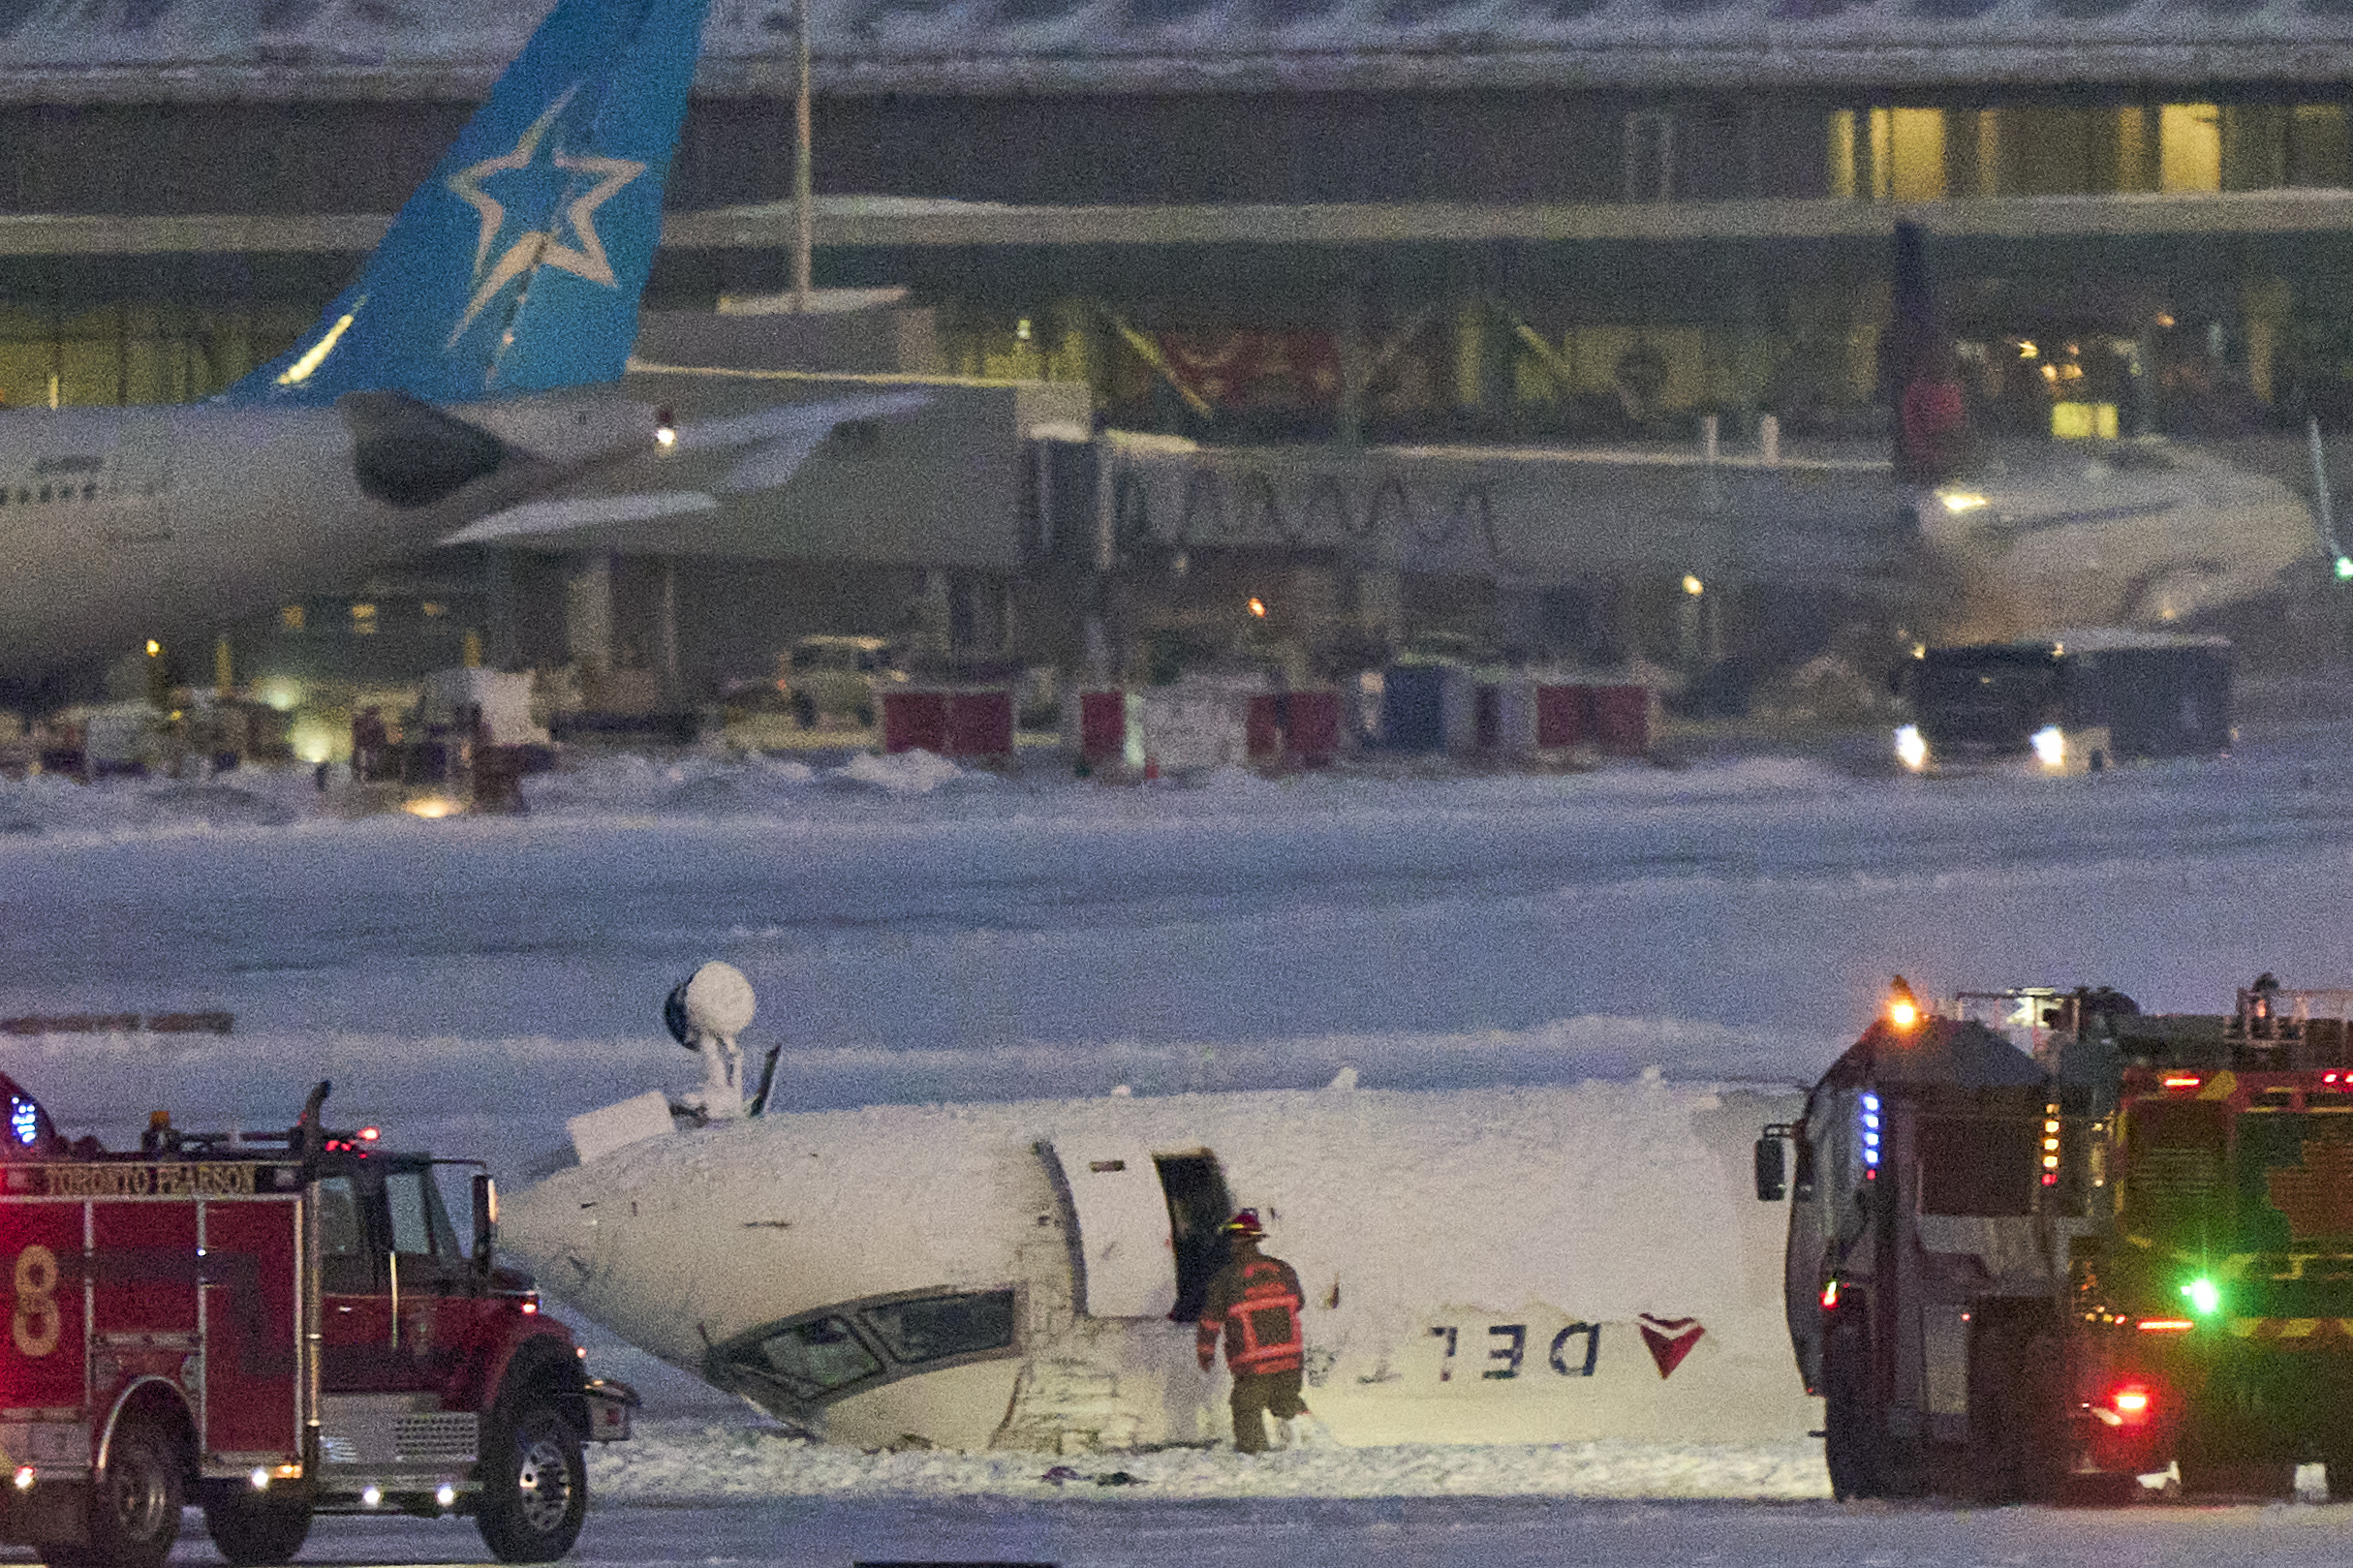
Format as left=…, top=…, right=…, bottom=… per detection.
left=3, top=0, right=2349, bottom=695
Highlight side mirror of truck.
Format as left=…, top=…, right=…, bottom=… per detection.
left=1754, top=1129, right=1788, bottom=1202
left=472, top=1173, right=498, bottom=1272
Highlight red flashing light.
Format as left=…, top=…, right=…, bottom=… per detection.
left=521, top=1300, right=539, bottom=1315
left=2111, top=1386, right=2152, bottom=1415
left=2136, top=1318, right=2195, bottom=1334
left=2040, top=1172, right=2059, bottom=1186
left=2162, top=1074, right=2204, bottom=1091
left=357, top=1127, right=379, bottom=1142
left=1821, top=1279, right=1841, bottom=1310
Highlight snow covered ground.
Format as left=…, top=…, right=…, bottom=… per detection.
left=9, top=721, right=2353, bottom=1542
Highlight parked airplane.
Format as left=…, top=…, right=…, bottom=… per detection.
left=502, top=1076, right=1812, bottom=1453
left=1878, top=220, right=2318, bottom=642
left=0, top=0, right=914, bottom=690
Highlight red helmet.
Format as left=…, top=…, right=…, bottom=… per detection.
left=1223, top=1208, right=1266, bottom=1240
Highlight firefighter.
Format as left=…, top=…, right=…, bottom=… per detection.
left=1196, top=1208, right=1310, bottom=1454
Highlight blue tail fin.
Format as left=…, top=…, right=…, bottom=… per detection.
left=224, top=0, right=711, bottom=407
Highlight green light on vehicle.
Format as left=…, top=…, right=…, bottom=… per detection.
left=2337, top=555, right=2353, bottom=580
left=2181, top=1277, right=2223, bottom=1316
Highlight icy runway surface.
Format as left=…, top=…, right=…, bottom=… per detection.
left=10, top=726, right=2353, bottom=1546
left=163, top=1489, right=2353, bottom=1568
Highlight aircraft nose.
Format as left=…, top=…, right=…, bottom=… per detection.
left=499, top=1176, right=605, bottom=1296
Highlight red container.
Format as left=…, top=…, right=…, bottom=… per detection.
left=1077, top=692, right=1127, bottom=762
left=946, top=690, right=1015, bottom=758
left=1245, top=691, right=1343, bottom=764
left=882, top=691, right=948, bottom=754
left=1535, top=685, right=1590, bottom=748
left=1286, top=691, right=1340, bottom=764
left=1590, top=685, right=1650, bottom=753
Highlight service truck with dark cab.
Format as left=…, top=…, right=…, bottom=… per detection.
left=1760, top=978, right=2353, bottom=1502
left=0, top=1075, right=632, bottom=1567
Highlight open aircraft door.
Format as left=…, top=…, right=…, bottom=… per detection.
left=1041, top=1143, right=1174, bottom=1318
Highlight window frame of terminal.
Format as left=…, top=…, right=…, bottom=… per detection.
left=706, top=1284, right=1024, bottom=1414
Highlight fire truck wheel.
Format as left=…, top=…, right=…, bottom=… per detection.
left=1822, top=1314, right=1883, bottom=1502
left=1966, top=1319, right=2064, bottom=1504
left=476, top=1405, right=585, bottom=1563
left=2177, top=1455, right=2295, bottom=1500
left=201, top=1490, right=314, bottom=1565
left=77, top=1429, right=183, bottom=1568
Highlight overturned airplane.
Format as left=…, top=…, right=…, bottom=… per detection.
left=502, top=1074, right=1811, bottom=1453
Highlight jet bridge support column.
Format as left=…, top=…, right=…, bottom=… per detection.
left=482, top=547, right=518, bottom=671
left=565, top=550, right=615, bottom=676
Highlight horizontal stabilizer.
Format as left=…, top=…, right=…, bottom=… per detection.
left=676, top=390, right=931, bottom=493
left=341, top=391, right=510, bottom=508
left=441, top=489, right=718, bottom=544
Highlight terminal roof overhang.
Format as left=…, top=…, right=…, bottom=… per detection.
left=8, top=192, right=2353, bottom=258
left=1, top=0, right=2352, bottom=100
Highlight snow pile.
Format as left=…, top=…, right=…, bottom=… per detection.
left=829, top=749, right=974, bottom=795
left=587, top=1421, right=1831, bottom=1503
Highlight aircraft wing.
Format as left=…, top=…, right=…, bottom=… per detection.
left=438, top=389, right=931, bottom=548
left=439, top=489, right=719, bottom=544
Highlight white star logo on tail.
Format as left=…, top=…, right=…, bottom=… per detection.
left=444, top=85, right=646, bottom=350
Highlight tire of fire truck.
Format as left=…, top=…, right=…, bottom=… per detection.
left=2176, top=1453, right=2296, bottom=1500
left=201, top=1489, right=314, bottom=1565
left=476, top=1404, right=586, bottom=1563
left=53, top=1427, right=184, bottom=1568
left=1821, top=1311, right=1884, bottom=1501
left=1965, top=1313, right=2065, bottom=1504
left=2178, top=1417, right=2296, bottom=1500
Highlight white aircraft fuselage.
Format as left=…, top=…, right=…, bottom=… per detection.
left=504, top=1080, right=1813, bottom=1455
left=0, top=391, right=657, bottom=673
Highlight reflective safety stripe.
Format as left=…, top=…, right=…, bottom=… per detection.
left=2226, top=1317, right=2353, bottom=1343
left=1201, top=1258, right=1305, bottom=1372
left=1227, top=1260, right=1303, bottom=1372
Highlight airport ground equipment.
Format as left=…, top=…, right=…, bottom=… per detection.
left=1760, top=978, right=2353, bottom=1501
left=1891, top=631, right=2230, bottom=775
left=0, top=1076, right=632, bottom=1566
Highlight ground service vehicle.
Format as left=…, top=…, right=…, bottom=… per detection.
left=1759, top=978, right=2353, bottom=1502
left=778, top=635, right=900, bottom=728
left=0, top=1076, right=633, bottom=1567
left=1892, top=631, right=2230, bottom=775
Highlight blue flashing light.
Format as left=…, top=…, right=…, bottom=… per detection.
left=9, top=1097, right=37, bottom=1146
left=1860, top=1091, right=1882, bottom=1166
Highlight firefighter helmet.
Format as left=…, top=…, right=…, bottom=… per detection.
left=1223, top=1208, right=1266, bottom=1240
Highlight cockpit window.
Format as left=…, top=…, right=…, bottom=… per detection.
left=858, top=1291, right=1016, bottom=1365
left=745, top=1315, right=882, bottom=1399
left=714, top=1287, right=1024, bottom=1413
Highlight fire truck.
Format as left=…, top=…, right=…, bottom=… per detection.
left=0, top=1075, right=633, bottom=1567
left=1757, top=977, right=2353, bottom=1502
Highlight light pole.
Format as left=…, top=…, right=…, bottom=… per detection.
left=793, top=0, right=813, bottom=312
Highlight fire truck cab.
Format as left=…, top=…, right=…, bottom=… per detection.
left=1762, top=978, right=2353, bottom=1502
left=0, top=1075, right=632, bottom=1567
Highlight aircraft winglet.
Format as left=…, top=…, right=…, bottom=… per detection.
left=223, top=0, right=713, bottom=408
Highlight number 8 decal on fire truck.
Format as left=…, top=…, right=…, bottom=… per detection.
left=13, top=1245, right=59, bottom=1357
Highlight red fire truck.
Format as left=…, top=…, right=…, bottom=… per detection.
left=0, top=1075, right=632, bottom=1567
left=1759, top=978, right=2353, bottom=1502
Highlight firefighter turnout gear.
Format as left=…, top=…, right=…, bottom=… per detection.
left=1197, top=1230, right=1310, bottom=1453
